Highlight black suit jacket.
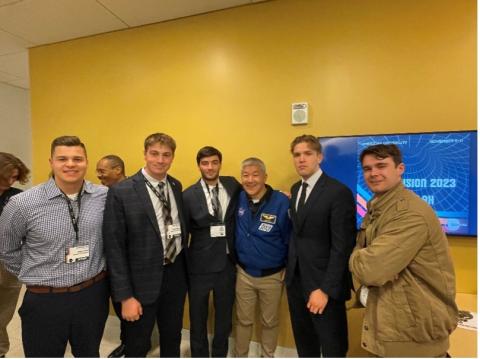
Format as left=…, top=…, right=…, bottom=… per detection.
left=103, top=170, right=187, bottom=304
left=286, top=173, right=356, bottom=301
left=183, top=176, right=241, bottom=274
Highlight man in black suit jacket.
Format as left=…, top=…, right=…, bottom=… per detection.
left=286, top=134, right=356, bottom=357
left=103, top=133, right=188, bottom=357
left=183, top=146, right=241, bottom=357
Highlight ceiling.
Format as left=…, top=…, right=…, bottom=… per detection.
left=0, top=0, right=266, bottom=90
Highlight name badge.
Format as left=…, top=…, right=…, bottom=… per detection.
left=210, top=225, right=226, bottom=238
left=167, top=224, right=182, bottom=239
left=65, top=245, right=89, bottom=263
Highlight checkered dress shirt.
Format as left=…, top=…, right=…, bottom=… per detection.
left=0, top=178, right=108, bottom=287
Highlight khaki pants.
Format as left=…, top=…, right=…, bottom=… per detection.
left=234, top=266, right=284, bottom=358
left=0, top=263, right=21, bottom=356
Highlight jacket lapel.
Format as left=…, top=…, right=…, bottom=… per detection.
left=132, top=171, right=161, bottom=238
left=167, top=175, right=188, bottom=243
left=290, top=181, right=301, bottom=230
left=220, top=176, right=239, bottom=219
left=193, top=180, right=213, bottom=218
left=296, top=174, right=328, bottom=230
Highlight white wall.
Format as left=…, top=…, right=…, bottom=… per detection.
left=0, top=82, right=31, bottom=188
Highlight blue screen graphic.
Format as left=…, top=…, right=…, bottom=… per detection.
left=319, top=131, right=477, bottom=236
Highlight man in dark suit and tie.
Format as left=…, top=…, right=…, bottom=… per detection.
left=286, top=134, right=356, bottom=357
left=183, top=146, right=241, bottom=357
left=103, top=133, right=188, bottom=357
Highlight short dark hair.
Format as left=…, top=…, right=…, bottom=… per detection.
left=290, top=134, right=322, bottom=154
left=50, top=136, right=87, bottom=158
left=100, top=155, right=125, bottom=175
left=196, top=146, right=222, bottom=165
left=0, top=152, right=30, bottom=185
left=360, top=144, right=403, bottom=166
left=144, top=133, right=176, bottom=154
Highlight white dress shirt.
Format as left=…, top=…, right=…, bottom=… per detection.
left=142, top=168, right=182, bottom=256
left=200, top=179, right=230, bottom=222
left=295, top=168, right=323, bottom=210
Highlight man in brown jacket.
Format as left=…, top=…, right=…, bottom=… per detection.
left=349, top=144, right=458, bottom=357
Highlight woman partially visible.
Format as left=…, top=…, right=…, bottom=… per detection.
left=0, top=152, right=29, bottom=358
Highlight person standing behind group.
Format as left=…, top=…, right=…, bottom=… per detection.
left=349, top=144, right=458, bottom=357
left=96, top=155, right=127, bottom=188
left=234, top=157, right=291, bottom=357
left=0, top=136, right=109, bottom=357
left=103, top=133, right=188, bottom=357
left=0, top=153, right=29, bottom=358
left=183, top=146, right=241, bottom=357
left=96, top=154, right=128, bottom=358
left=286, top=134, right=356, bottom=357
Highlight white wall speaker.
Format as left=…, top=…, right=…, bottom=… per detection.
left=291, top=102, right=308, bottom=125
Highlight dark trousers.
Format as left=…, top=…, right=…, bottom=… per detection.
left=124, top=252, right=188, bottom=358
left=287, top=271, right=348, bottom=357
left=112, top=300, right=126, bottom=343
left=188, top=259, right=236, bottom=357
left=19, top=278, right=109, bottom=358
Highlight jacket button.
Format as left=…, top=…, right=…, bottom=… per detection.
left=364, top=325, right=368, bottom=330
left=362, top=342, right=367, bottom=347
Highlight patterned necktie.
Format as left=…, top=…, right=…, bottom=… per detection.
left=211, top=184, right=223, bottom=221
left=297, top=182, right=308, bottom=212
left=158, top=182, right=176, bottom=263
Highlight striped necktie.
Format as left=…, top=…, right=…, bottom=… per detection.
left=211, top=184, right=223, bottom=221
left=158, top=182, right=177, bottom=263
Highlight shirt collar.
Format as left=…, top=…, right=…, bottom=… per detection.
left=201, top=178, right=224, bottom=191
left=142, top=168, right=167, bottom=186
left=302, top=167, right=323, bottom=188
left=45, top=177, right=93, bottom=200
left=247, top=185, right=273, bottom=214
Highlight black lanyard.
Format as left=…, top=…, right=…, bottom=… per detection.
left=144, top=177, right=171, bottom=211
left=62, top=186, right=83, bottom=242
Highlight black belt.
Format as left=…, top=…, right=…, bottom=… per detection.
left=238, top=262, right=284, bottom=277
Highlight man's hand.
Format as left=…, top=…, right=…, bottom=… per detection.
left=121, top=297, right=143, bottom=321
left=307, top=289, right=329, bottom=314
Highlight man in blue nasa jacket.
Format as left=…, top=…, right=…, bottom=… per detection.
left=234, top=157, right=291, bottom=357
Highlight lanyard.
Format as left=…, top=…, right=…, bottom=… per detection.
left=61, top=185, right=83, bottom=242
left=144, top=177, right=171, bottom=211
left=201, top=180, right=218, bottom=212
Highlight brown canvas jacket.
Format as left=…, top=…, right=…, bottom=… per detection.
left=349, top=182, right=458, bottom=357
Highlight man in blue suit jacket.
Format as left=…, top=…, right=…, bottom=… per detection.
left=103, top=133, right=188, bottom=357
left=286, top=135, right=356, bottom=357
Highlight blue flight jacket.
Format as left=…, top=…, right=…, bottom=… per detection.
left=235, top=186, right=291, bottom=277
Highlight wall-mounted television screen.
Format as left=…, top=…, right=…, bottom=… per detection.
left=319, top=130, right=477, bottom=236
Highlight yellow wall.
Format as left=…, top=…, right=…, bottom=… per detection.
left=29, top=0, right=476, bottom=348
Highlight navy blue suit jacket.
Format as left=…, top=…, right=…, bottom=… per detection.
left=103, top=170, right=187, bottom=304
left=286, top=173, right=356, bottom=301
left=183, top=176, right=241, bottom=274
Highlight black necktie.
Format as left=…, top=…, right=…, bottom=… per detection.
left=158, top=182, right=176, bottom=263
left=211, top=184, right=223, bottom=221
left=297, top=182, right=308, bottom=212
